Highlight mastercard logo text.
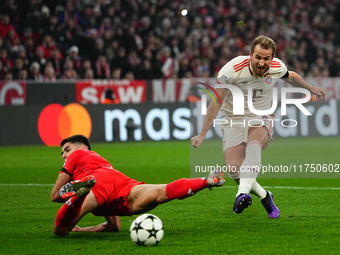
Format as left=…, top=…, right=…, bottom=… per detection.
left=38, top=103, right=92, bottom=146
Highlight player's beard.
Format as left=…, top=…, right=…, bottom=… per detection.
left=250, top=61, right=269, bottom=77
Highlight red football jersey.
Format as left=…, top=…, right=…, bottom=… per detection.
left=60, top=149, right=143, bottom=215
left=61, top=149, right=129, bottom=182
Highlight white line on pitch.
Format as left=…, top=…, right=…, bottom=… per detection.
left=223, top=186, right=340, bottom=190
left=264, top=186, right=340, bottom=190
left=0, top=184, right=339, bottom=190
left=0, top=183, right=54, bottom=186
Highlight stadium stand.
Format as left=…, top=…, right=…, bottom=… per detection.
left=0, top=0, right=339, bottom=81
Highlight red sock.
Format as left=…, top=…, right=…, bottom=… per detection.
left=54, top=195, right=86, bottom=228
left=166, top=178, right=208, bottom=200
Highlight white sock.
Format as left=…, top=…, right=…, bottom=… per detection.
left=230, top=171, right=266, bottom=199
left=237, top=141, right=261, bottom=197
left=250, top=181, right=267, bottom=199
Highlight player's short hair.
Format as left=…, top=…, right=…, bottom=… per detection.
left=60, top=135, right=91, bottom=150
left=251, top=35, right=277, bottom=57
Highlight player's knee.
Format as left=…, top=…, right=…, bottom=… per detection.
left=53, top=226, right=69, bottom=236
left=262, top=139, right=270, bottom=150
left=153, top=185, right=168, bottom=203
left=105, top=215, right=121, bottom=232
left=53, top=222, right=73, bottom=236
left=115, top=223, right=121, bottom=232
left=110, top=222, right=121, bottom=232
left=107, top=221, right=121, bottom=232
left=226, top=161, right=242, bottom=172
left=228, top=170, right=240, bottom=181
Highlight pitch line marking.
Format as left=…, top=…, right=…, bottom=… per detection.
left=222, top=186, right=340, bottom=190
left=0, top=184, right=339, bottom=190
left=0, top=183, right=54, bottom=186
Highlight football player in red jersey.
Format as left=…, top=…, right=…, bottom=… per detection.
left=51, top=135, right=224, bottom=236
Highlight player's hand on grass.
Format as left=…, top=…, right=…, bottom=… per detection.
left=72, top=225, right=82, bottom=232
left=191, top=134, right=205, bottom=148
left=310, top=86, right=326, bottom=101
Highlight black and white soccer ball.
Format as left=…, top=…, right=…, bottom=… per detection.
left=130, top=214, right=164, bottom=246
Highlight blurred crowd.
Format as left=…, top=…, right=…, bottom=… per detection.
left=0, top=0, right=339, bottom=82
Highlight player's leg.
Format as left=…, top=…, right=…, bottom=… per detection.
left=221, top=123, right=254, bottom=213
left=223, top=144, right=264, bottom=196
left=248, top=126, right=280, bottom=218
left=237, top=125, right=280, bottom=218
left=237, top=126, right=269, bottom=197
left=222, top=119, right=279, bottom=217
left=127, top=173, right=224, bottom=214
left=223, top=142, right=269, bottom=213
left=239, top=115, right=275, bottom=200
left=227, top=126, right=269, bottom=214
left=223, top=143, right=246, bottom=184
left=223, top=144, right=253, bottom=213
left=53, top=191, right=99, bottom=236
left=104, top=215, right=121, bottom=231
left=127, top=184, right=168, bottom=214
left=221, top=122, right=248, bottom=184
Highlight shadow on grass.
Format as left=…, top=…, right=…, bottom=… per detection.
left=51, top=231, right=128, bottom=240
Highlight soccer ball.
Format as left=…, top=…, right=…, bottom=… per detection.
left=130, top=214, right=164, bottom=246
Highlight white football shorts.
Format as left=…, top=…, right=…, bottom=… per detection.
left=221, top=115, right=275, bottom=151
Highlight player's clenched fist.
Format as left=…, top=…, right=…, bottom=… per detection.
left=191, top=134, right=205, bottom=148
left=310, top=86, right=326, bottom=101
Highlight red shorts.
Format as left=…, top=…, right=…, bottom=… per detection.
left=90, top=170, right=144, bottom=216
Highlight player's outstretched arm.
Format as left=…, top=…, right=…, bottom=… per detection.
left=191, top=88, right=227, bottom=148
left=286, top=71, right=326, bottom=100
left=72, top=216, right=121, bottom=232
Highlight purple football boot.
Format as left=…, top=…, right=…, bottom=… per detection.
left=233, top=193, right=252, bottom=214
left=261, top=190, right=280, bottom=218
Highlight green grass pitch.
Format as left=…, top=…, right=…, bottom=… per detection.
left=1, top=137, right=339, bottom=255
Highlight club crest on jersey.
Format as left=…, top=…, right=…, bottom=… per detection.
left=266, top=77, right=272, bottom=84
